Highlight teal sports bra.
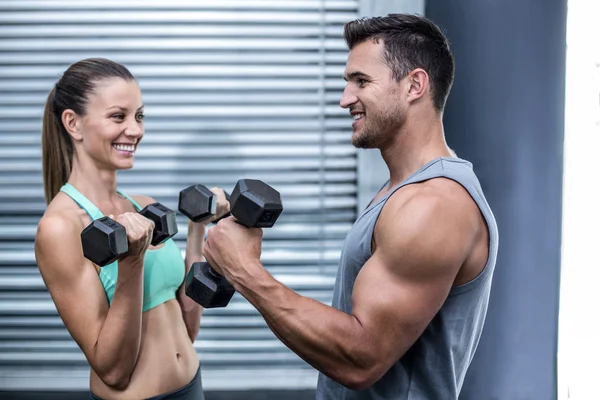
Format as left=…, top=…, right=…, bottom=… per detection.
left=60, top=183, right=186, bottom=312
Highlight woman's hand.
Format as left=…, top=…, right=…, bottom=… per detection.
left=114, top=212, right=154, bottom=261
left=207, top=187, right=231, bottom=223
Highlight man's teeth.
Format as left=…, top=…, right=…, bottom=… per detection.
left=353, top=113, right=364, bottom=120
left=113, top=144, right=134, bottom=152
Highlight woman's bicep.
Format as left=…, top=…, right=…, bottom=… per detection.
left=35, top=214, right=110, bottom=363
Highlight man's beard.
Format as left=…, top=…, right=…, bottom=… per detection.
left=351, top=109, right=405, bottom=149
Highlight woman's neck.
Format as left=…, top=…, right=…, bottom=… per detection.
left=67, top=155, right=121, bottom=206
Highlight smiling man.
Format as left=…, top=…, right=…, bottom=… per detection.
left=202, top=13, right=499, bottom=400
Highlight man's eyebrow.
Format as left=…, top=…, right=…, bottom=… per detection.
left=343, top=71, right=372, bottom=81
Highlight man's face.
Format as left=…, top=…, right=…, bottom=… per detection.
left=340, top=40, right=407, bottom=149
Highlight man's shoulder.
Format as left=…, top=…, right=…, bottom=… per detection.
left=385, top=177, right=474, bottom=217
left=375, top=178, right=482, bottom=263
left=401, top=172, right=480, bottom=209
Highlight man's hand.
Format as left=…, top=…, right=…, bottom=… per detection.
left=203, top=217, right=264, bottom=285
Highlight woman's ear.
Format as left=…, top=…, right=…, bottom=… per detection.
left=61, top=109, right=83, bottom=141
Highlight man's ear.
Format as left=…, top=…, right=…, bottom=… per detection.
left=61, top=109, right=83, bottom=141
left=406, top=68, right=429, bottom=104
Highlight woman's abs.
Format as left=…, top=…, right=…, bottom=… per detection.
left=89, top=299, right=200, bottom=400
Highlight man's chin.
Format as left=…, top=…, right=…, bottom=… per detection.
left=352, top=142, right=371, bottom=149
left=351, top=133, right=376, bottom=149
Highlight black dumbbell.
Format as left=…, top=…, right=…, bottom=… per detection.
left=178, top=185, right=231, bottom=224
left=81, top=203, right=178, bottom=267
left=184, top=179, right=283, bottom=308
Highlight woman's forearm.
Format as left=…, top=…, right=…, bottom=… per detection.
left=178, top=221, right=207, bottom=342
left=92, top=256, right=145, bottom=389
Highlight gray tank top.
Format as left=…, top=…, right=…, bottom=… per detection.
left=316, top=157, right=499, bottom=400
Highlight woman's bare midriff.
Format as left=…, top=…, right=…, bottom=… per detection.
left=89, top=299, right=200, bottom=399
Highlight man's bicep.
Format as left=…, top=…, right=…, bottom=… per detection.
left=351, top=192, right=472, bottom=365
left=351, top=251, right=456, bottom=365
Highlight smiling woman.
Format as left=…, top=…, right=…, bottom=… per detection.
left=40, top=59, right=139, bottom=204
left=60, top=77, right=144, bottom=174
left=34, top=58, right=229, bottom=400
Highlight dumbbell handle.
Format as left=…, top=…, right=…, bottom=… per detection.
left=204, top=263, right=222, bottom=279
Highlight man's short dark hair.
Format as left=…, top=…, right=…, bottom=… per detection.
left=344, top=13, right=455, bottom=112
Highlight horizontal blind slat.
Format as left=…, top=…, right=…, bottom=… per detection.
left=0, top=0, right=356, bottom=10
left=0, top=11, right=356, bottom=24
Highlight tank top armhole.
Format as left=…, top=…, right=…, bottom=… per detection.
left=374, top=159, right=497, bottom=297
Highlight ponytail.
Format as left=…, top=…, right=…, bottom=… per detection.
left=41, top=87, right=72, bottom=205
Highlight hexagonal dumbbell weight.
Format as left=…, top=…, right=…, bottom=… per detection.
left=178, top=185, right=231, bottom=224
left=81, top=202, right=178, bottom=267
left=184, top=179, right=283, bottom=308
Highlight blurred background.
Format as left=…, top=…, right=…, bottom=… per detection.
left=0, top=0, right=597, bottom=399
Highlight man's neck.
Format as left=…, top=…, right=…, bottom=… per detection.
left=380, top=115, right=452, bottom=188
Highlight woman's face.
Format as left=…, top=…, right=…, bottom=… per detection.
left=77, top=77, right=145, bottom=171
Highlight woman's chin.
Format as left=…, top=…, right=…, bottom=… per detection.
left=114, top=160, right=135, bottom=170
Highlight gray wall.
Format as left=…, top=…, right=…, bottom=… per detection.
left=425, top=1, right=567, bottom=399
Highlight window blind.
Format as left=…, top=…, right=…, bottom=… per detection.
left=0, top=0, right=359, bottom=390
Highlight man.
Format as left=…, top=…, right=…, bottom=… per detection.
left=203, top=13, right=499, bottom=400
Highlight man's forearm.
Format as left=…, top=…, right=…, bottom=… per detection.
left=178, top=221, right=206, bottom=342
left=231, top=262, right=376, bottom=388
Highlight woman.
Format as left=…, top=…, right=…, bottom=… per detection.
left=34, top=58, right=228, bottom=399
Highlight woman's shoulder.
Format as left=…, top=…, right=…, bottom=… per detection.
left=125, top=193, right=161, bottom=209
left=35, top=195, right=91, bottom=265
left=37, top=193, right=88, bottom=237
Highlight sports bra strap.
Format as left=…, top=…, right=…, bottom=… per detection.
left=60, top=183, right=104, bottom=221
left=60, top=183, right=144, bottom=218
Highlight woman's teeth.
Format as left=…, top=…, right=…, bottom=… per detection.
left=113, top=144, right=134, bottom=152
